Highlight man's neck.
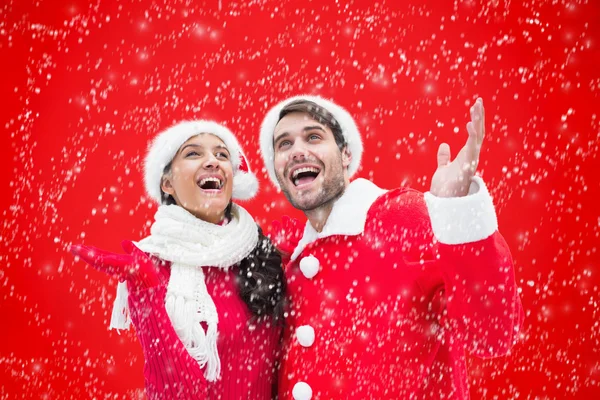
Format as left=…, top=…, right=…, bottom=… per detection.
left=305, top=201, right=336, bottom=233
left=304, top=178, right=350, bottom=233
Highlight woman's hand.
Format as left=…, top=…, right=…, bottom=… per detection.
left=70, top=240, right=168, bottom=291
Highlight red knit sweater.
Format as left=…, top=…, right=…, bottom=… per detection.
left=127, top=265, right=282, bottom=400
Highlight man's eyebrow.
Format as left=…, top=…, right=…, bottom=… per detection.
left=274, top=125, right=326, bottom=144
left=273, top=131, right=290, bottom=144
left=303, top=125, right=326, bottom=133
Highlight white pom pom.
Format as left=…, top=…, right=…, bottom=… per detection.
left=292, top=382, right=313, bottom=400
left=232, top=171, right=259, bottom=200
left=299, top=255, right=319, bottom=279
left=295, top=325, right=315, bottom=347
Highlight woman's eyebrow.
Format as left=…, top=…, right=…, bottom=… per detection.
left=178, top=143, right=203, bottom=154
left=214, top=145, right=230, bottom=154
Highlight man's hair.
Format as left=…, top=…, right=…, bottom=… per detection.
left=278, top=100, right=346, bottom=151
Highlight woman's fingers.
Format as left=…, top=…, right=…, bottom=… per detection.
left=70, top=244, right=131, bottom=278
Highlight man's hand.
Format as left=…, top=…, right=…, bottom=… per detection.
left=269, top=215, right=304, bottom=257
left=430, top=98, right=485, bottom=198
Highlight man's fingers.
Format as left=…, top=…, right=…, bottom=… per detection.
left=477, top=98, right=485, bottom=144
left=436, top=143, right=451, bottom=168
left=470, top=99, right=485, bottom=145
left=270, top=220, right=282, bottom=240
left=271, top=219, right=282, bottom=231
left=462, top=121, right=480, bottom=169
left=470, top=102, right=481, bottom=131
left=466, top=121, right=478, bottom=138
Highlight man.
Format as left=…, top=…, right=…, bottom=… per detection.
left=260, top=95, right=524, bottom=399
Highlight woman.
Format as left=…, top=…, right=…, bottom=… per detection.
left=71, top=120, right=285, bottom=399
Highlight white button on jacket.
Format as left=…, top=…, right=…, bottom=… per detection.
left=299, top=255, right=319, bottom=279
left=292, top=381, right=312, bottom=400
left=295, top=325, right=315, bottom=347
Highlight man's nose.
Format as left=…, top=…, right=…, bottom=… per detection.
left=289, top=141, right=309, bottom=161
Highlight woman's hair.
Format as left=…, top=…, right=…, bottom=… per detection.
left=160, top=161, right=285, bottom=321
left=161, top=161, right=178, bottom=205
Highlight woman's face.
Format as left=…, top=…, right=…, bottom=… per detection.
left=161, top=133, right=234, bottom=224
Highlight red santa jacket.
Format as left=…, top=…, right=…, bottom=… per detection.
left=279, top=177, right=524, bottom=400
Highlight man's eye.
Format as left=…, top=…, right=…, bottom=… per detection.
left=308, top=134, right=321, bottom=141
left=278, top=140, right=291, bottom=149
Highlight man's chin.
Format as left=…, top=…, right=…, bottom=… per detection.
left=281, top=183, right=332, bottom=211
left=288, top=193, right=323, bottom=212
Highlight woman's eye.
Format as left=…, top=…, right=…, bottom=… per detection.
left=216, top=152, right=229, bottom=159
left=185, top=151, right=200, bottom=157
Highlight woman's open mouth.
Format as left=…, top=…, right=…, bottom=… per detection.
left=197, top=176, right=224, bottom=192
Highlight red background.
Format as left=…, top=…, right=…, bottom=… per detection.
left=1, top=0, right=599, bottom=398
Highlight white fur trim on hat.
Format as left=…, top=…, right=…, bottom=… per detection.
left=259, top=95, right=363, bottom=188
left=144, top=120, right=258, bottom=203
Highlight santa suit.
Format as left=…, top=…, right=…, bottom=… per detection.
left=279, top=177, right=524, bottom=400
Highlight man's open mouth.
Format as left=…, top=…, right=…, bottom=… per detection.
left=290, top=166, right=321, bottom=187
left=197, top=176, right=224, bottom=190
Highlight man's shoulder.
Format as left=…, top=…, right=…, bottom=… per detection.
left=364, top=186, right=431, bottom=234
left=367, top=186, right=427, bottom=215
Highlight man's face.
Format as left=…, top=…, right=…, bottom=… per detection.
left=273, top=112, right=351, bottom=211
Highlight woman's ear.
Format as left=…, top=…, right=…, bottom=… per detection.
left=160, top=175, right=175, bottom=196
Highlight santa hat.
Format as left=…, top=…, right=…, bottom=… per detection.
left=259, top=95, right=363, bottom=188
left=144, top=120, right=259, bottom=203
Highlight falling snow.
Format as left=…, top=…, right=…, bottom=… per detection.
left=1, top=0, right=599, bottom=399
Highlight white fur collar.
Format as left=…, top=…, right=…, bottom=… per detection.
left=290, top=178, right=387, bottom=261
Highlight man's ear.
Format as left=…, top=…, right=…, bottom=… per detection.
left=341, top=147, right=352, bottom=169
left=160, top=175, right=175, bottom=196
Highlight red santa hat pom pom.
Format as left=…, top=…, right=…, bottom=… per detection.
left=232, top=151, right=259, bottom=200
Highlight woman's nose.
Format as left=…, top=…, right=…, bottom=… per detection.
left=203, top=154, right=220, bottom=169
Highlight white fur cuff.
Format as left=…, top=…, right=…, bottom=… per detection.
left=423, top=176, right=498, bottom=245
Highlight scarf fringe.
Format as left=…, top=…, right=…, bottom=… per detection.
left=165, top=288, right=221, bottom=381
left=109, top=281, right=131, bottom=332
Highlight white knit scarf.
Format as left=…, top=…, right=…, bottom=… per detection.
left=109, top=203, right=259, bottom=382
